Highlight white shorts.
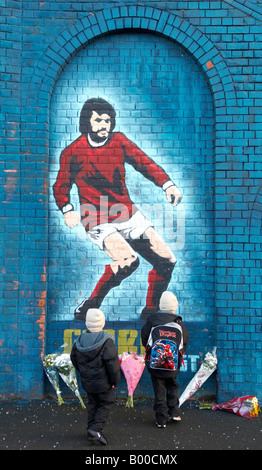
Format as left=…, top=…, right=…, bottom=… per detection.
left=87, top=210, right=153, bottom=251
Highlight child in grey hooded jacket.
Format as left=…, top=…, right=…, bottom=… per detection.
left=71, top=308, right=120, bottom=445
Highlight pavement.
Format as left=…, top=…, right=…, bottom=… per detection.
left=0, top=397, right=261, bottom=463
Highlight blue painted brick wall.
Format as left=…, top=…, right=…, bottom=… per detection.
left=1, top=0, right=261, bottom=404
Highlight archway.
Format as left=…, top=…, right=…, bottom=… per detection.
left=21, top=6, right=237, bottom=398
left=48, top=30, right=215, bottom=323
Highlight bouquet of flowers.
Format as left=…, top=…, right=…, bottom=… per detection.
left=212, top=396, right=261, bottom=419
left=54, top=353, right=86, bottom=409
left=179, top=348, right=217, bottom=407
left=119, top=352, right=145, bottom=408
left=42, top=353, right=64, bottom=405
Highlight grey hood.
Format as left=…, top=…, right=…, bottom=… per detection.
left=75, top=330, right=114, bottom=353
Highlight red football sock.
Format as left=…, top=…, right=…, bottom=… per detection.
left=89, top=264, right=114, bottom=303
left=146, top=269, right=165, bottom=310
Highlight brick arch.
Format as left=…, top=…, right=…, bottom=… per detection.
left=249, top=184, right=262, bottom=237
left=24, top=4, right=236, bottom=325
left=20, top=5, right=232, bottom=399
left=223, top=0, right=262, bottom=22
left=27, top=6, right=236, bottom=113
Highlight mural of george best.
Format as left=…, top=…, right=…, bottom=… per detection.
left=53, top=98, right=182, bottom=321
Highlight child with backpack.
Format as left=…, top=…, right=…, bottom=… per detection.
left=141, top=291, right=189, bottom=427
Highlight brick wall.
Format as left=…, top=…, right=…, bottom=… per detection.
left=1, top=1, right=261, bottom=403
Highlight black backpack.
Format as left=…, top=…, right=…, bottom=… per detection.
left=145, top=321, right=185, bottom=372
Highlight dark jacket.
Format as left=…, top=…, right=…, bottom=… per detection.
left=141, top=310, right=189, bottom=378
left=70, top=330, right=121, bottom=393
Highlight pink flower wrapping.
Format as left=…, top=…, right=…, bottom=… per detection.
left=119, top=352, right=145, bottom=407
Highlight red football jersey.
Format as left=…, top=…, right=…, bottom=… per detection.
left=53, top=132, right=170, bottom=226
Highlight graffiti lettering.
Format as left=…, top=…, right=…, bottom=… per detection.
left=63, top=328, right=199, bottom=372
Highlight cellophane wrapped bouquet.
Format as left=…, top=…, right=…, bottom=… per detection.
left=42, top=353, right=64, bottom=405
left=54, top=353, right=86, bottom=409
left=119, top=352, right=145, bottom=408
left=179, top=348, right=217, bottom=407
left=212, top=396, right=261, bottom=419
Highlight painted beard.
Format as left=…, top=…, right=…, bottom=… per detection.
left=88, top=129, right=110, bottom=144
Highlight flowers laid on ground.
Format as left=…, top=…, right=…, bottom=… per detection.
left=212, top=396, right=261, bottom=419
left=119, top=351, right=145, bottom=408
left=42, top=354, right=64, bottom=406
left=54, top=353, right=86, bottom=409
left=42, top=351, right=85, bottom=408
left=179, top=348, right=217, bottom=407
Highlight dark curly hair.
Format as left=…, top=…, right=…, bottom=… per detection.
left=79, top=98, right=116, bottom=134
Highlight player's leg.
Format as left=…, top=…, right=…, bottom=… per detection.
left=129, top=227, right=176, bottom=320
left=74, top=232, right=139, bottom=320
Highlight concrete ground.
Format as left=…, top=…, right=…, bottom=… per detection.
left=0, top=398, right=261, bottom=461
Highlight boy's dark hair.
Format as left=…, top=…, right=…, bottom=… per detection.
left=79, top=98, right=116, bottom=134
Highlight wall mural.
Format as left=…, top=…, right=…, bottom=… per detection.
left=48, top=32, right=214, bottom=326
left=53, top=97, right=182, bottom=322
